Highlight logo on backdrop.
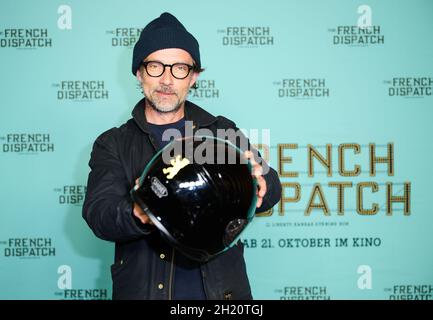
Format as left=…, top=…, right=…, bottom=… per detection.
left=54, top=185, right=87, bottom=206
left=1, top=133, right=54, bottom=153
left=55, top=265, right=109, bottom=300
left=385, top=284, right=433, bottom=300
left=106, top=27, right=142, bottom=47
left=218, top=26, right=274, bottom=47
left=0, top=28, right=53, bottom=48
left=1, top=238, right=56, bottom=258
left=189, top=79, right=220, bottom=100
left=329, top=5, right=385, bottom=46
left=274, top=78, right=330, bottom=99
left=57, top=5, right=72, bottom=30
left=0, top=5, right=70, bottom=48
left=275, top=285, right=330, bottom=300
left=53, top=80, right=109, bottom=101
left=384, top=77, right=432, bottom=97
left=357, top=265, right=373, bottom=290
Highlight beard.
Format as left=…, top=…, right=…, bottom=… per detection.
left=146, top=86, right=184, bottom=114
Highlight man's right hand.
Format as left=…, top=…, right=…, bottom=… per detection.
left=133, top=178, right=153, bottom=225
left=133, top=202, right=152, bottom=224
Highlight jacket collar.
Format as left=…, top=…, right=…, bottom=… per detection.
left=132, top=98, right=218, bottom=133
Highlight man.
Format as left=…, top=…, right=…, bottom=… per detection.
left=83, top=12, right=281, bottom=300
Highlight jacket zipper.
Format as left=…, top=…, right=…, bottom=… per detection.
left=200, top=267, right=209, bottom=299
left=168, top=248, right=175, bottom=300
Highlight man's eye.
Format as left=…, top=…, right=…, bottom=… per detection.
left=174, top=64, right=188, bottom=71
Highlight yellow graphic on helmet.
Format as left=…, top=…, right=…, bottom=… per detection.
left=163, top=155, right=190, bottom=179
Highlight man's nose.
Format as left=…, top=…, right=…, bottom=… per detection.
left=159, top=66, right=174, bottom=85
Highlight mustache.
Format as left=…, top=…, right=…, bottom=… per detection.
left=155, top=86, right=176, bottom=94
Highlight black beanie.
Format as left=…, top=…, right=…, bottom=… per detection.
left=132, top=12, right=201, bottom=76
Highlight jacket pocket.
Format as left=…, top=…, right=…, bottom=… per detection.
left=110, top=257, right=133, bottom=299
left=110, top=258, right=126, bottom=279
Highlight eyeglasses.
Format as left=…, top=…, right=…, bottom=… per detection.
left=141, top=61, right=194, bottom=80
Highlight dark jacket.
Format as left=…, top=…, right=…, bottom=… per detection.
left=82, top=98, right=281, bottom=300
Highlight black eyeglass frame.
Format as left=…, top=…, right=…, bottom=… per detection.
left=140, top=61, right=194, bottom=80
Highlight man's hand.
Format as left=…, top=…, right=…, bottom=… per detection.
left=244, top=150, right=267, bottom=208
left=133, top=178, right=153, bottom=225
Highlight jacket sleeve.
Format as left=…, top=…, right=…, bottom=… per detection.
left=257, top=165, right=281, bottom=213
left=251, top=146, right=282, bottom=213
left=82, top=130, right=153, bottom=243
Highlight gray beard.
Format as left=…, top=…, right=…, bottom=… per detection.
left=146, top=97, right=182, bottom=114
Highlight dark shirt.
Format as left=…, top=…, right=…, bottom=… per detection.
left=147, top=117, right=207, bottom=300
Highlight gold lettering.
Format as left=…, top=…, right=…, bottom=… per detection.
left=305, top=184, right=330, bottom=216
left=357, top=182, right=379, bottom=215
left=387, top=182, right=411, bottom=215
left=278, top=144, right=298, bottom=177
left=329, top=182, right=353, bottom=215
left=255, top=208, right=273, bottom=217
left=339, top=143, right=361, bottom=176
left=369, top=143, right=394, bottom=176
left=278, top=182, right=300, bottom=216
left=308, top=144, right=332, bottom=177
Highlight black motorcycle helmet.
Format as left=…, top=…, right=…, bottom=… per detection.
left=130, top=135, right=257, bottom=263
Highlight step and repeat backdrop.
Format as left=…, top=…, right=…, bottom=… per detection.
left=1, top=0, right=432, bottom=300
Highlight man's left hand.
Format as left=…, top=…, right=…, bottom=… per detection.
left=244, top=150, right=267, bottom=208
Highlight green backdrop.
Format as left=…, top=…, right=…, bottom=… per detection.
left=1, top=0, right=432, bottom=300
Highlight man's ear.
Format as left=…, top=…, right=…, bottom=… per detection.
left=136, top=69, right=143, bottom=83
left=190, top=71, right=200, bottom=88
